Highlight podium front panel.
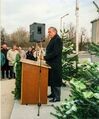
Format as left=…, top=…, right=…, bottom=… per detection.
left=21, top=62, right=48, bottom=104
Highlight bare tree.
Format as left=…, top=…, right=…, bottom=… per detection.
left=64, top=23, right=90, bottom=51
left=0, top=27, right=11, bottom=46
left=79, top=27, right=90, bottom=51
left=68, top=23, right=76, bottom=40
left=0, top=27, right=6, bottom=44
left=10, top=27, right=29, bottom=47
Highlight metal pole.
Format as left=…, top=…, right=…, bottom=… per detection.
left=37, top=42, right=42, bottom=116
left=60, top=13, right=69, bottom=33
left=37, top=56, right=41, bottom=116
left=60, top=17, right=62, bottom=32
left=76, top=0, right=79, bottom=54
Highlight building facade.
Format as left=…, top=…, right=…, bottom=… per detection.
left=91, top=18, right=99, bottom=44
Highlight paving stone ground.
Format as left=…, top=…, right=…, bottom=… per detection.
left=0, top=79, right=15, bottom=119
left=0, top=79, right=70, bottom=119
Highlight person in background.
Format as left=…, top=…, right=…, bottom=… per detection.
left=39, top=47, right=45, bottom=60
left=44, top=27, right=63, bottom=102
left=0, top=47, right=6, bottom=79
left=0, top=51, right=5, bottom=67
left=33, top=45, right=40, bottom=60
left=18, top=46, right=26, bottom=59
left=33, top=45, right=45, bottom=61
left=7, top=44, right=19, bottom=79
left=1, top=43, right=9, bottom=79
left=26, top=47, right=36, bottom=60
left=32, top=48, right=37, bottom=61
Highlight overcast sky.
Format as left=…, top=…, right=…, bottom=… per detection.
left=1, top=0, right=99, bottom=36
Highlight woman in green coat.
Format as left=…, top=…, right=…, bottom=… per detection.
left=0, top=51, right=5, bottom=67
left=0, top=51, right=5, bottom=79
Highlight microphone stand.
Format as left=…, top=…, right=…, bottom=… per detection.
left=37, top=43, right=42, bottom=116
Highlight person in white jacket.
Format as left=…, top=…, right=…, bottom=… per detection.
left=18, top=46, right=26, bottom=59
left=33, top=46, right=45, bottom=61
left=7, top=45, right=19, bottom=79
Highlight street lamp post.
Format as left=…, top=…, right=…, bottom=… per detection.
left=75, top=0, right=79, bottom=54
left=60, top=13, right=69, bottom=32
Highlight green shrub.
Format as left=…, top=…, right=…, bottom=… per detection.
left=12, top=54, right=22, bottom=99
left=62, top=30, right=78, bottom=81
left=51, top=63, right=99, bottom=119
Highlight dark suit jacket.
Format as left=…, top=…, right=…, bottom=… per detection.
left=1, top=48, right=9, bottom=69
left=44, top=34, right=63, bottom=86
left=26, top=51, right=36, bottom=61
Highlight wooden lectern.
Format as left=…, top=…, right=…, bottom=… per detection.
left=20, top=59, right=50, bottom=104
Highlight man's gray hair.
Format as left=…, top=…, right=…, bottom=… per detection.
left=48, top=27, right=57, bottom=33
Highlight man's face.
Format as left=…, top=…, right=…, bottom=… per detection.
left=28, top=47, right=32, bottom=52
left=48, top=28, right=56, bottom=39
left=18, top=47, right=22, bottom=52
left=2, top=44, right=7, bottom=49
left=13, top=45, right=17, bottom=50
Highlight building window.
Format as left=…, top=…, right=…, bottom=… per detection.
left=37, top=27, right=42, bottom=34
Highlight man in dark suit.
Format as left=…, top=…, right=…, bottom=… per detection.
left=1, top=43, right=9, bottom=79
left=44, top=27, right=63, bottom=102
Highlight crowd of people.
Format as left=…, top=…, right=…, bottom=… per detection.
left=0, top=43, right=45, bottom=79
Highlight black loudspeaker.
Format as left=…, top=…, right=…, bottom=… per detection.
left=30, top=22, right=45, bottom=42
